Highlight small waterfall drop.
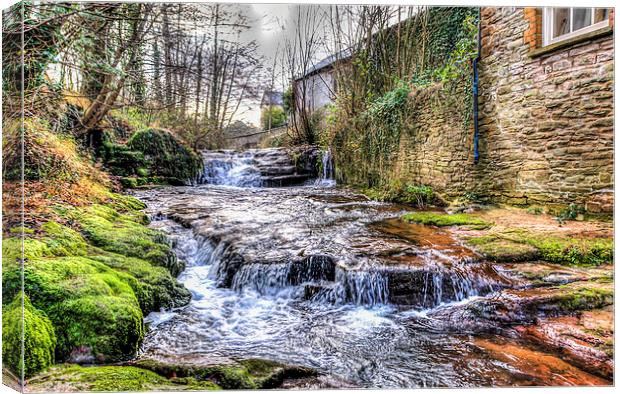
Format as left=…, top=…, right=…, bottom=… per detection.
left=315, top=149, right=336, bottom=186
left=201, top=150, right=263, bottom=187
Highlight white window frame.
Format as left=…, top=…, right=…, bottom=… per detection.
left=543, top=7, right=610, bottom=46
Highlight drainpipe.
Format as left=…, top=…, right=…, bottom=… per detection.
left=473, top=8, right=482, bottom=164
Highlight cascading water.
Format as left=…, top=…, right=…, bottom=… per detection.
left=134, top=149, right=573, bottom=388
left=315, top=149, right=336, bottom=186
left=201, top=150, right=263, bottom=187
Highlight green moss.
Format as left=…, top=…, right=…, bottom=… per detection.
left=402, top=212, right=492, bottom=229
left=128, top=128, right=202, bottom=184
left=362, top=183, right=435, bottom=207
left=170, top=376, right=221, bottom=390
left=557, top=285, right=614, bottom=311
left=134, top=359, right=256, bottom=390
left=51, top=295, right=143, bottom=362
left=2, top=293, right=56, bottom=378
left=134, top=358, right=316, bottom=390
left=90, top=252, right=190, bottom=312
left=27, top=364, right=215, bottom=392
left=62, top=204, right=182, bottom=275
left=4, top=256, right=144, bottom=362
left=469, top=229, right=614, bottom=266
left=465, top=235, right=539, bottom=262
left=528, top=236, right=613, bottom=267
left=9, top=226, right=35, bottom=235
left=1, top=193, right=191, bottom=368
left=40, top=221, right=88, bottom=257
left=137, top=167, right=149, bottom=177
left=2, top=237, right=50, bottom=262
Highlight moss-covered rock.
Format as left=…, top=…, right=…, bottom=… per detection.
left=26, top=364, right=221, bottom=392
left=7, top=256, right=143, bottom=362
left=465, top=235, right=540, bottom=262
left=128, top=128, right=203, bottom=185
left=466, top=229, right=613, bottom=266
left=90, top=252, right=190, bottom=312
left=62, top=204, right=183, bottom=275
left=2, top=196, right=191, bottom=367
left=134, top=358, right=317, bottom=390
left=402, top=212, right=492, bottom=230
left=2, top=293, right=56, bottom=378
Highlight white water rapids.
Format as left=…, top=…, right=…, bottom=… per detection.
left=133, top=149, right=569, bottom=388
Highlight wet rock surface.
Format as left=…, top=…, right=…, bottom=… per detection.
left=201, top=147, right=319, bottom=187
left=126, top=149, right=613, bottom=388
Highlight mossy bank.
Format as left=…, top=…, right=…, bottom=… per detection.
left=2, top=194, right=191, bottom=377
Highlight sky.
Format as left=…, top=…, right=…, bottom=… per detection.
left=230, top=4, right=291, bottom=126
left=234, top=4, right=334, bottom=127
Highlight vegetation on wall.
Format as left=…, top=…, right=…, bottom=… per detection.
left=327, top=7, right=479, bottom=193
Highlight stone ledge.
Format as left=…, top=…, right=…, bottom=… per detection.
left=528, top=26, right=613, bottom=58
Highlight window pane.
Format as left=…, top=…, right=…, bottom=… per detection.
left=572, top=8, right=592, bottom=31
left=594, top=8, right=610, bottom=23
left=553, top=8, right=570, bottom=38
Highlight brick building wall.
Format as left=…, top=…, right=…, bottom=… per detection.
left=477, top=7, right=613, bottom=210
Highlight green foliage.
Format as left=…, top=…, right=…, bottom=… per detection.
left=359, top=82, right=411, bottom=178
left=127, top=128, right=203, bottom=185
left=328, top=8, right=478, bottom=190
left=282, top=86, right=295, bottom=114
left=261, top=106, right=287, bottom=130
left=363, top=182, right=434, bottom=207
left=556, top=203, right=585, bottom=224
left=109, top=108, right=152, bottom=132
left=402, top=212, right=492, bottom=229
left=2, top=1, right=65, bottom=93
left=2, top=293, right=57, bottom=378
left=431, top=15, right=478, bottom=84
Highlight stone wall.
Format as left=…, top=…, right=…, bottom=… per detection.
left=478, top=7, right=613, bottom=210
left=393, top=84, right=477, bottom=193
left=392, top=7, right=613, bottom=212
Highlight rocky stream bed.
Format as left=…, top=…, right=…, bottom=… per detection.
left=74, top=147, right=612, bottom=389
left=24, top=147, right=612, bottom=391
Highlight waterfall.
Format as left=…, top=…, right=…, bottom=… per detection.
left=201, top=150, right=263, bottom=187
left=306, top=268, right=389, bottom=307
left=230, top=255, right=336, bottom=296
left=315, top=149, right=336, bottom=186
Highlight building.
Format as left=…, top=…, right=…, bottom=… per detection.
left=260, top=90, right=284, bottom=110
left=292, top=48, right=352, bottom=113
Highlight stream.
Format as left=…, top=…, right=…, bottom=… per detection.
left=133, top=148, right=601, bottom=388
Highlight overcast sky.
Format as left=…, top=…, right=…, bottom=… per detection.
left=232, top=3, right=335, bottom=126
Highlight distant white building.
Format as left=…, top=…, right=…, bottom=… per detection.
left=293, top=48, right=352, bottom=114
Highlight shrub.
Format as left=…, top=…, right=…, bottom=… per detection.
left=261, top=106, right=287, bottom=130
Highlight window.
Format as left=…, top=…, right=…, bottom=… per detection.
left=543, top=7, right=610, bottom=46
